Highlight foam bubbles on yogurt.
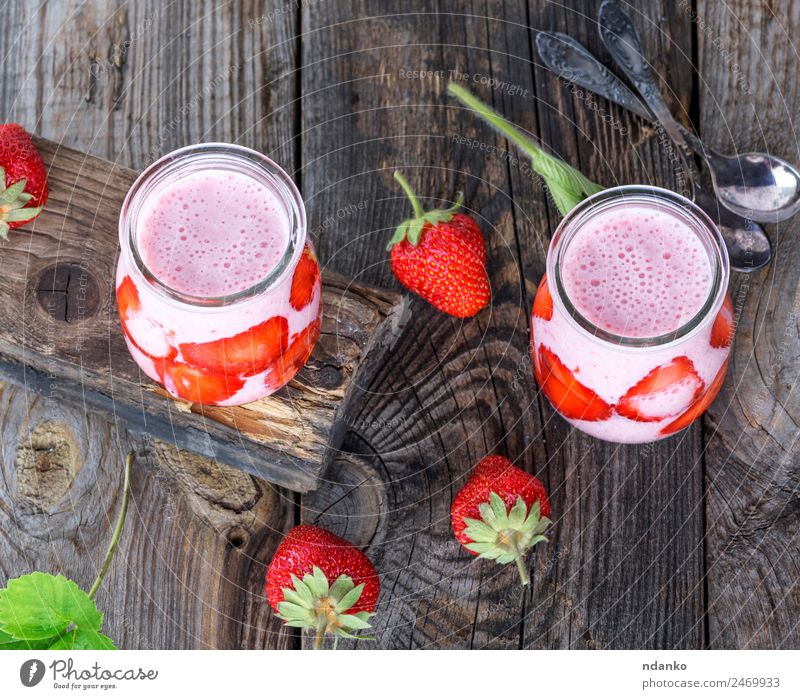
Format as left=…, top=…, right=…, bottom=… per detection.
left=137, top=169, right=289, bottom=297
left=560, top=205, right=712, bottom=338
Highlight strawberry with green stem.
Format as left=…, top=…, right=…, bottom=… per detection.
left=0, top=124, right=49, bottom=238
left=266, top=525, right=380, bottom=649
left=451, top=455, right=551, bottom=586
left=388, top=170, right=490, bottom=318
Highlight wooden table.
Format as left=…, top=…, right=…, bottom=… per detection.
left=1, top=1, right=798, bottom=649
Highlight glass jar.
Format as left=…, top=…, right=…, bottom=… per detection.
left=116, top=143, right=321, bottom=406
left=531, top=186, right=732, bottom=443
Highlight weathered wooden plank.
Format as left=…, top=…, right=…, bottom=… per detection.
left=0, top=136, right=407, bottom=492
left=521, top=0, right=705, bottom=651
left=0, top=381, right=297, bottom=649
left=698, top=0, right=800, bottom=649
left=300, top=0, right=705, bottom=648
left=0, top=0, right=303, bottom=649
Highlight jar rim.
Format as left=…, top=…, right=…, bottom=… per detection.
left=545, top=185, right=730, bottom=350
left=118, top=142, right=306, bottom=308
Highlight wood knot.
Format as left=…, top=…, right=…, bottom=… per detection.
left=35, top=262, right=101, bottom=322
left=15, top=420, right=80, bottom=511
left=226, top=526, right=249, bottom=549
left=153, top=441, right=261, bottom=513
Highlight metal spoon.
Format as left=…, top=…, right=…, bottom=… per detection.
left=597, top=0, right=800, bottom=224
left=536, top=31, right=771, bottom=271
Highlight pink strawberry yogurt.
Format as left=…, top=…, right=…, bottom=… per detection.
left=116, top=143, right=322, bottom=406
left=532, top=186, right=732, bottom=443
left=138, top=169, right=290, bottom=297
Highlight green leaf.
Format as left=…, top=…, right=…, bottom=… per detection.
left=282, top=588, right=308, bottom=608
left=3, top=206, right=41, bottom=223
left=335, top=629, right=375, bottom=641
left=463, top=542, right=496, bottom=555
left=0, top=178, right=27, bottom=205
left=462, top=518, right=498, bottom=542
left=306, top=567, right=330, bottom=598
left=508, top=496, right=528, bottom=529
left=337, top=614, right=373, bottom=631
left=288, top=575, right=313, bottom=606
left=489, top=492, right=509, bottom=526
left=335, top=582, right=364, bottom=614
left=406, top=218, right=424, bottom=246
left=0, top=573, right=102, bottom=641
left=477, top=501, right=498, bottom=528
left=277, top=602, right=314, bottom=622
left=387, top=221, right=410, bottom=250
left=48, top=629, right=116, bottom=650
left=328, top=575, right=354, bottom=602
left=0, top=627, right=59, bottom=650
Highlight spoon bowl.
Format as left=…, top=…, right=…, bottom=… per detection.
left=536, top=30, right=772, bottom=272
left=596, top=0, right=800, bottom=225
left=706, top=150, right=800, bottom=223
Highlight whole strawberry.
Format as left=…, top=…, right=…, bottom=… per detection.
left=451, top=455, right=551, bottom=586
left=266, top=524, right=380, bottom=649
left=388, top=170, right=489, bottom=317
left=0, top=124, right=48, bottom=238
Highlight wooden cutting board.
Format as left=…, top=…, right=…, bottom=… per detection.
left=0, top=137, right=408, bottom=492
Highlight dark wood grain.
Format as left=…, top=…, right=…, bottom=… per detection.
left=299, top=0, right=705, bottom=649
left=697, top=0, right=800, bottom=649
left=0, top=0, right=302, bottom=650
left=1, top=0, right=798, bottom=651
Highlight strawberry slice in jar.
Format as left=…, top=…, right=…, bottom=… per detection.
left=179, top=316, right=289, bottom=377
left=533, top=274, right=553, bottom=321
left=535, top=345, right=613, bottom=422
left=265, top=317, right=321, bottom=390
left=164, top=360, right=246, bottom=404
left=289, top=245, right=320, bottom=311
left=616, top=356, right=705, bottom=423
left=661, top=360, right=729, bottom=436
left=710, top=294, right=734, bottom=349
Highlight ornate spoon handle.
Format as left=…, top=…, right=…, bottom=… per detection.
left=596, top=0, right=702, bottom=188
left=535, top=31, right=650, bottom=121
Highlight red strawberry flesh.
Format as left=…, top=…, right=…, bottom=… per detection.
left=289, top=244, right=320, bottom=311
left=266, top=524, right=380, bottom=615
left=179, top=315, right=289, bottom=377
left=616, top=356, right=705, bottom=423
left=389, top=171, right=490, bottom=318
left=0, top=124, right=49, bottom=234
left=535, top=345, right=613, bottom=421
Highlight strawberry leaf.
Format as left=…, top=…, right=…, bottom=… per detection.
left=407, top=218, right=424, bottom=245
left=334, top=583, right=364, bottom=613
left=0, top=573, right=102, bottom=641
left=48, top=629, right=117, bottom=650
left=0, top=627, right=59, bottom=650
left=275, top=570, right=375, bottom=644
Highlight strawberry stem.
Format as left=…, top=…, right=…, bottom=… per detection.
left=313, top=621, right=326, bottom=650
left=447, top=82, right=548, bottom=165
left=446, top=82, right=603, bottom=216
left=88, top=452, right=134, bottom=600
left=393, top=170, right=424, bottom=219
left=514, top=552, right=531, bottom=587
